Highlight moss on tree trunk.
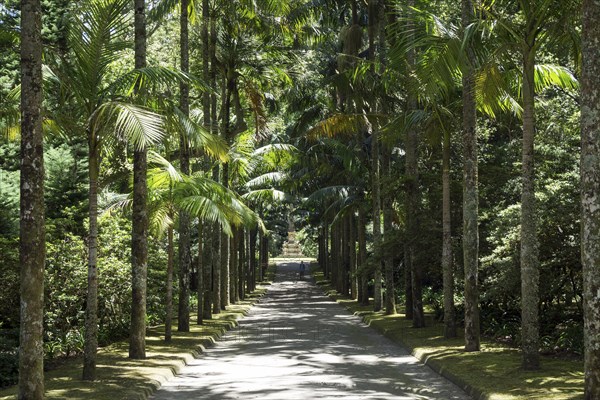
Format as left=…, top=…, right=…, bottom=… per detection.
left=18, top=0, right=45, bottom=396
left=581, top=1, right=600, bottom=396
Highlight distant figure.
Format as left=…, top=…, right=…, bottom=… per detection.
left=299, top=261, right=306, bottom=279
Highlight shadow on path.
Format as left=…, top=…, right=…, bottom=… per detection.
left=151, top=262, right=470, bottom=400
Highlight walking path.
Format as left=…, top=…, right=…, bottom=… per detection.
left=151, top=262, right=470, bottom=400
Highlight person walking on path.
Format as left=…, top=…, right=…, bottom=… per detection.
left=299, top=261, right=305, bottom=279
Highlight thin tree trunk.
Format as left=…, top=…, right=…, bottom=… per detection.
left=520, top=43, right=540, bottom=370
left=197, top=223, right=204, bottom=324
left=358, top=208, right=369, bottom=305
left=341, top=216, right=349, bottom=295
left=199, top=0, right=212, bottom=321
left=581, top=2, right=600, bottom=395
left=202, top=0, right=210, bottom=131
left=220, top=221, right=229, bottom=310
left=18, top=0, right=45, bottom=395
left=130, top=0, right=148, bottom=360
left=249, top=228, right=258, bottom=292
left=212, top=222, right=221, bottom=314
left=210, top=14, right=221, bottom=314
left=442, top=128, right=456, bottom=338
left=238, top=228, right=246, bottom=300
left=331, top=222, right=339, bottom=290
left=382, top=147, right=396, bottom=315
left=220, top=72, right=232, bottom=309
left=368, top=0, right=383, bottom=313
left=462, top=0, right=480, bottom=352
left=406, top=0, right=424, bottom=328
left=323, top=224, right=329, bottom=278
left=404, top=245, right=413, bottom=319
left=165, top=226, right=174, bottom=340
left=177, top=0, right=191, bottom=332
left=83, top=149, right=100, bottom=381
left=349, top=214, right=357, bottom=300
left=202, top=225, right=213, bottom=320
left=230, top=230, right=239, bottom=303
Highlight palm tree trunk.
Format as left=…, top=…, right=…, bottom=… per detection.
left=130, top=0, right=148, bottom=360
left=349, top=214, right=357, bottom=300
left=18, top=0, right=45, bottom=395
left=230, top=230, right=239, bottom=303
left=323, top=223, right=329, bottom=278
left=358, top=207, right=369, bottom=305
left=581, top=2, right=600, bottom=395
left=220, top=74, right=232, bottom=309
left=368, top=0, right=383, bottom=313
left=382, top=147, right=396, bottom=315
left=406, top=0, right=424, bottom=328
left=330, top=223, right=337, bottom=286
left=258, top=230, right=264, bottom=282
left=442, top=128, right=456, bottom=338
left=249, top=228, right=258, bottom=292
left=177, top=0, right=191, bottom=332
left=200, top=0, right=212, bottom=321
left=462, top=0, right=480, bottom=352
left=341, top=215, right=349, bottom=295
left=371, top=137, right=383, bottom=311
left=197, top=222, right=204, bottom=324
left=212, top=223, right=221, bottom=314
left=202, top=225, right=213, bottom=320
left=83, top=148, right=100, bottom=381
left=520, top=43, right=540, bottom=370
left=165, top=226, right=174, bottom=340
left=220, top=192, right=230, bottom=309
left=238, top=228, right=246, bottom=300
left=404, top=245, right=413, bottom=319
left=202, top=0, right=210, bottom=129
left=210, top=14, right=221, bottom=315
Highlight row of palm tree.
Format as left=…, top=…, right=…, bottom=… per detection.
left=289, top=1, right=596, bottom=398
left=13, top=0, right=298, bottom=394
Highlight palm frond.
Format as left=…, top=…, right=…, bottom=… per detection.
left=242, top=189, right=290, bottom=203
left=172, top=106, right=229, bottom=161
left=307, top=113, right=374, bottom=140
left=108, top=67, right=204, bottom=97
left=245, top=172, right=286, bottom=188
left=534, top=64, right=579, bottom=92
left=96, top=102, right=164, bottom=150
left=148, top=151, right=184, bottom=183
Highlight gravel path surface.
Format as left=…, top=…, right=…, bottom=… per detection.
left=151, top=262, right=470, bottom=400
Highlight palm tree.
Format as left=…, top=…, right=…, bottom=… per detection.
left=130, top=0, right=149, bottom=361
left=462, top=0, right=481, bottom=352
left=18, top=0, right=45, bottom=397
left=44, top=0, right=168, bottom=380
left=482, top=0, right=580, bottom=369
left=581, top=0, right=600, bottom=397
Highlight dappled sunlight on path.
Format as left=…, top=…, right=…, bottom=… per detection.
left=151, top=262, right=469, bottom=400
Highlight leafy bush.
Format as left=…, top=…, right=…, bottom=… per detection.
left=0, top=328, right=18, bottom=388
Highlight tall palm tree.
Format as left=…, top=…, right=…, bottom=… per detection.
left=178, top=0, right=193, bottom=332
left=581, top=0, right=600, bottom=397
left=130, top=0, right=149, bottom=361
left=18, top=0, right=45, bottom=397
left=482, top=0, right=580, bottom=369
left=462, top=0, right=480, bottom=352
left=44, top=0, right=167, bottom=380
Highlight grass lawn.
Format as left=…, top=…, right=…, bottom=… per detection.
left=311, top=265, right=584, bottom=400
left=0, top=287, right=269, bottom=400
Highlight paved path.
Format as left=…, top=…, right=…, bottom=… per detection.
left=151, top=262, right=470, bottom=400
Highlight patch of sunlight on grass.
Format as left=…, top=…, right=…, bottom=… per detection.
left=312, top=265, right=585, bottom=400
left=0, top=285, right=269, bottom=400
